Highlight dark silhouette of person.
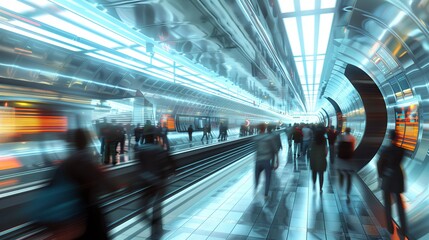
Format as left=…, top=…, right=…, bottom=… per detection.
left=160, top=123, right=169, bottom=150
left=143, top=120, right=155, bottom=144
left=254, top=123, right=276, bottom=199
left=327, top=125, right=338, bottom=165
left=135, top=140, right=176, bottom=238
left=285, top=124, right=293, bottom=147
left=207, top=124, right=213, bottom=139
left=218, top=122, right=223, bottom=140
left=134, top=123, right=143, bottom=145
left=102, top=120, right=115, bottom=164
left=220, top=123, right=228, bottom=141
left=309, top=127, right=328, bottom=192
left=115, top=123, right=126, bottom=154
left=98, top=117, right=109, bottom=162
left=187, top=125, right=194, bottom=142
left=377, top=130, right=407, bottom=236
left=268, top=124, right=282, bottom=169
left=292, top=125, right=303, bottom=158
left=52, top=129, right=116, bottom=239
left=201, top=124, right=209, bottom=142
left=336, top=127, right=356, bottom=202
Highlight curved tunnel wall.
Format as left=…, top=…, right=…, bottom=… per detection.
left=318, top=1, right=429, bottom=238
left=344, top=64, right=387, bottom=167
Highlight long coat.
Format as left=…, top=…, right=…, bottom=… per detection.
left=309, top=140, right=327, bottom=172
left=377, top=143, right=405, bottom=193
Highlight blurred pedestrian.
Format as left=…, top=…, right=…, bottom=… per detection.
left=268, top=124, right=281, bottom=170
left=377, top=130, right=407, bottom=236
left=301, top=124, right=313, bottom=161
left=220, top=123, right=228, bottom=141
left=201, top=124, right=209, bottom=142
left=327, top=125, right=338, bottom=165
left=187, top=125, right=194, bottom=142
left=160, top=122, right=169, bottom=150
left=309, top=128, right=328, bottom=192
left=285, top=124, right=293, bottom=147
left=143, top=120, right=155, bottom=144
left=49, top=129, right=116, bottom=239
left=254, top=123, right=276, bottom=199
left=134, top=123, right=143, bottom=145
left=136, top=142, right=176, bottom=239
left=336, top=127, right=356, bottom=202
left=292, top=125, right=303, bottom=158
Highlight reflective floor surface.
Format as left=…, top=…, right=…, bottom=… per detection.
left=112, top=139, right=405, bottom=240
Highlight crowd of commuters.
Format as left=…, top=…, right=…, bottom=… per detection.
left=31, top=119, right=407, bottom=239
left=283, top=123, right=407, bottom=237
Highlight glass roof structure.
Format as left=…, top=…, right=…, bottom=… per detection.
left=278, top=0, right=336, bottom=112
left=0, top=0, right=266, bottom=110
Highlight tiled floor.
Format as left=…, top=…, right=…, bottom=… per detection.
left=113, top=138, right=398, bottom=240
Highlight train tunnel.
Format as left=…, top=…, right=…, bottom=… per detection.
left=0, top=0, right=428, bottom=239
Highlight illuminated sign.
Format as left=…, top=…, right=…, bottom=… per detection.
left=394, top=104, right=418, bottom=151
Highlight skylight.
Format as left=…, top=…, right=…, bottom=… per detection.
left=279, top=0, right=336, bottom=112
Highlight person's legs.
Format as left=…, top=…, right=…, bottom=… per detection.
left=254, top=161, right=263, bottom=191
left=394, top=193, right=407, bottom=236
left=263, top=160, right=271, bottom=197
left=312, top=170, right=317, bottom=185
left=319, top=171, right=324, bottom=191
left=346, top=171, right=352, bottom=196
left=302, top=140, right=310, bottom=159
left=151, top=185, right=165, bottom=239
left=383, top=191, right=393, bottom=233
left=293, top=142, right=298, bottom=157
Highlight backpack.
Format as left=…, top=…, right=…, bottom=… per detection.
left=337, top=141, right=354, bottom=159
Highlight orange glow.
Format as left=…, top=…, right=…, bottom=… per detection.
left=395, top=105, right=418, bottom=151
left=0, top=179, right=19, bottom=188
left=0, top=107, right=68, bottom=139
left=0, top=156, right=22, bottom=171
left=160, top=114, right=176, bottom=131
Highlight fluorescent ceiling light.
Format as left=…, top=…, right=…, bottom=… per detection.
left=174, top=68, right=191, bottom=77
left=86, top=52, right=139, bottom=71
left=0, top=23, right=80, bottom=51
left=146, top=67, right=174, bottom=80
left=1, top=1, right=35, bottom=14
left=96, top=50, right=146, bottom=69
left=283, top=18, right=301, bottom=56
left=135, top=46, right=146, bottom=52
left=153, top=53, right=174, bottom=66
left=117, top=48, right=151, bottom=63
left=306, top=60, right=314, bottom=82
left=278, top=1, right=294, bottom=13
left=151, top=58, right=171, bottom=69
left=35, top=15, right=120, bottom=48
left=318, top=13, right=334, bottom=54
left=315, top=59, right=324, bottom=75
left=300, top=0, right=315, bottom=11
left=60, top=11, right=135, bottom=46
left=321, top=0, right=336, bottom=9
left=186, top=75, right=206, bottom=83
left=301, top=15, right=314, bottom=55
left=11, top=20, right=93, bottom=50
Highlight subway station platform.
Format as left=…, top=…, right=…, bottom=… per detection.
left=110, top=137, right=403, bottom=240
